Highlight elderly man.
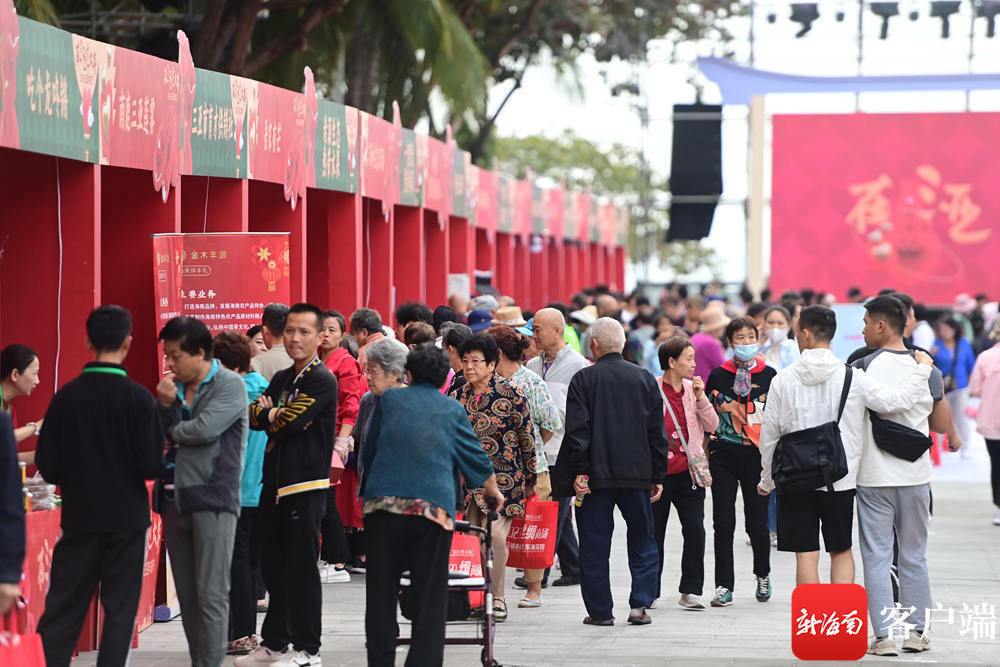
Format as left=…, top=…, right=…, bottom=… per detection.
left=524, top=308, right=589, bottom=588
left=555, top=318, right=669, bottom=627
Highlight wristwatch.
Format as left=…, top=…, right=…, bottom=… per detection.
left=27, top=421, right=40, bottom=436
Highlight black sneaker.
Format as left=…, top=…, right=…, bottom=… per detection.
left=552, top=575, right=580, bottom=586
left=347, top=560, right=366, bottom=575
left=513, top=576, right=548, bottom=589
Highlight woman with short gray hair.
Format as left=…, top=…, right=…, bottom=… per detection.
left=335, top=337, right=409, bottom=576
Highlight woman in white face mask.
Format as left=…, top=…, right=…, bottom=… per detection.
left=759, top=305, right=800, bottom=371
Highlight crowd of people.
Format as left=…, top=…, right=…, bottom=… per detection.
left=0, top=281, right=998, bottom=665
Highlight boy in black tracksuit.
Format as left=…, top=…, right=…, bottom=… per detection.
left=35, top=306, right=164, bottom=667
left=705, top=356, right=776, bottom=604
left=249, top=355, right=337, bottom=660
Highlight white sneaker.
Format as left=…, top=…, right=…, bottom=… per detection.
left=867, top=636, right=898, bottom=656
left=318, top=563, right=350, bottom=583
left=993, top=509, right=1000, bottom=526
left=274, top=650, right=322, bottom=667
left=234, top=644, right=291, bottom=665
left=678, top=594, right=706, bottom=609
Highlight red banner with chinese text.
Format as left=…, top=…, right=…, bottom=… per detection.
left=152, top=233, right=291, bottom=376
left=771, top=113, right=1000, bottom=303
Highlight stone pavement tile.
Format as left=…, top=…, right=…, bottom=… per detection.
left=70, top=481, right=1000, bottom=666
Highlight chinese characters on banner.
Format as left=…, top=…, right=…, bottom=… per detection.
left=152, top=233, right=291, bottom=376
left=771, top=113, right=1000, bottom=303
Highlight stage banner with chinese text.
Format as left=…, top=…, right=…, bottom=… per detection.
left=152, top=233, right=290, bottom=376
left=5, top=16, right=100, bottom=161
left=771, top=113, right=1000, bottom=303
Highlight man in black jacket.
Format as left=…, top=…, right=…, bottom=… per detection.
left=556, top=317, right=668, bottom=627
left=35, top=305, right=164, bottom=667
left=242, top=303, right=338, bottom=667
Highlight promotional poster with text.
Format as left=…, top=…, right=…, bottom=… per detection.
left=770, top=112, right=1000, bottom=304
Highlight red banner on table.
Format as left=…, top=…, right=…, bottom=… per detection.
left=771, top=113, right=1000, bottom=303
left=152, top=233, right=291, bottom=375
left=21, top=508, right=60, bottom=633
left=135, top=482, right=162, bottom=632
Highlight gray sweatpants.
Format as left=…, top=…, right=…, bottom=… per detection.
left=164, top=504, right=238, bottom=667
left=856, top=484, right=934, bottom=637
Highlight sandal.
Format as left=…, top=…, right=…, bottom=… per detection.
left=493, top=599, right=508, bottom=622
left=517, top=596, right=543, bottom=608
left=583, top=616, right=614, bottom=626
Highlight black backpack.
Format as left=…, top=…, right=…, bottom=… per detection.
left=772, top=366, right=852, bottom=494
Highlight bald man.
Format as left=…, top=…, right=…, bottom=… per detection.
left=523, top=308, right=589, bottom=587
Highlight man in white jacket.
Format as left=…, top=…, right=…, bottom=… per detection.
left=757, top=305, right=934, bottom=588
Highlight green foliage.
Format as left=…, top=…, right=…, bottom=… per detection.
left=495, top=130, right=716, bottom=279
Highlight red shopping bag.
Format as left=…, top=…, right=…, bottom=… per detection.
left=505, top=495, right=558, bottom=570
left=449, top=532, right=485, bottom=607
left=0, top=600, right=46, bottom=667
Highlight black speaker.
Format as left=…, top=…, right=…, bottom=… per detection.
left=668, top=104, right=722, bottom=241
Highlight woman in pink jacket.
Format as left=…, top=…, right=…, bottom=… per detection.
left=969, top=320, right=1000, bottom=526
left=651, top=336, right=719, bottom=610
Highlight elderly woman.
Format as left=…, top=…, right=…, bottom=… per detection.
left=455, top=333, right=538, bottom=622
left=336, top=337, right=408, bottom=575
left=360, top=343, right=503, bottom=667
left=487, top=325, right=562, bottom=608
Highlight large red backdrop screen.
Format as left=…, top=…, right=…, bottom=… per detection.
left=770, top=113, right=1000, bottom=303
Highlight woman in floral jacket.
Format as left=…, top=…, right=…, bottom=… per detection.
left=455, top=333, right=537, bottom=622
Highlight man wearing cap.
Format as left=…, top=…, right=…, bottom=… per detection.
left=470, top=295, right=500, bottom=318
left=467, top=310, right=494, bottom=334
left=524, top=307, right=589, bottom=587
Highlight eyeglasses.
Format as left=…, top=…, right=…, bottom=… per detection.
left=461, top=357, right=487, bottom=367
left=364, top=367, right=385, bottom=378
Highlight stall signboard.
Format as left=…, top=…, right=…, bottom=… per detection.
left=451, top=147, right=470, bottom=220
left=531, top=182, right=546, bottom=236
left=314, top=99, right=359, bottom=194
left=152, top=233, right=291, bottom=376
left=577, top=191, right=591, bottom=244
left=515, top=179, right=532, bottom=240
left=249, top=82, right=305, bottom=208
left=563, top=191, right=579, bottom=241
left=424, top=136, right=452, bottom=220
left=546, top=187, right=565, bottom=241
left=497, top=174, right=515, bottom=235
left=5, top=17, right=100, bottom=162
left=185, top=67, right=251, bottom=179
left=398, top=127, right=420, bottom=206
left=476, top=166, right=498, bottom=237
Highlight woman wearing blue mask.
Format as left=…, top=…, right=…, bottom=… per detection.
left=704, top=317, right=777, bottom=609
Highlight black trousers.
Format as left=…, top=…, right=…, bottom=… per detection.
left=988, top=439, right=1000, bottom=506
left=229, top=506, right=259, bottom=641
left=365, top=511, right=452, bottom=667
left=708, top=446, right=770, bottom=590
left=38, top=530, right=146, bottom=667
left=258, top=487, right=326, bottom=655
left=652, top=472, right=706, bottom=598
left=320, top=485, right=352, bottom=564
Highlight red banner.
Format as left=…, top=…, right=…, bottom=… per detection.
left=152, top=233, right=291, bottom=375
left=771, top=113, right=1000, bottom=303
left=423, top=136, right=452, bottom=221
left=476, top=167, right=498, bottom=236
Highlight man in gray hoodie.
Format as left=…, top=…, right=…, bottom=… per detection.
left=157, top=317, right=248, bottom=667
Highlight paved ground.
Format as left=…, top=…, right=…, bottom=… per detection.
left=77, top=428, right=1000, bottom=666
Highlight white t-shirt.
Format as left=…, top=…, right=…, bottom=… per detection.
left=854, top=349, right=943, bottom=488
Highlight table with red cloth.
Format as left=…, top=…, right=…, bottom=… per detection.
left=20, top=481, right=163, bottom=653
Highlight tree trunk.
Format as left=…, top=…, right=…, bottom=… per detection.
left=344, top=10, right=381, bottom=114
left=193, top=0, right=227, bottom=66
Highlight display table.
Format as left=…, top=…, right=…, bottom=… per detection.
left=20, top=481, right=164, bottom=654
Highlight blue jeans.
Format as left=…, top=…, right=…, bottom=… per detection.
left=575, top=487, right=659, bottom=620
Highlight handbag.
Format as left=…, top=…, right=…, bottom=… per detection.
left=869, top=412, right=933, bottom=462
left=772, top=367, right=852, bottom=494
left=505, top=495, right=558, bottom=570
left=0, top=599, right=45, bottom=667
left=659, top=381, right=712, bottom=487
